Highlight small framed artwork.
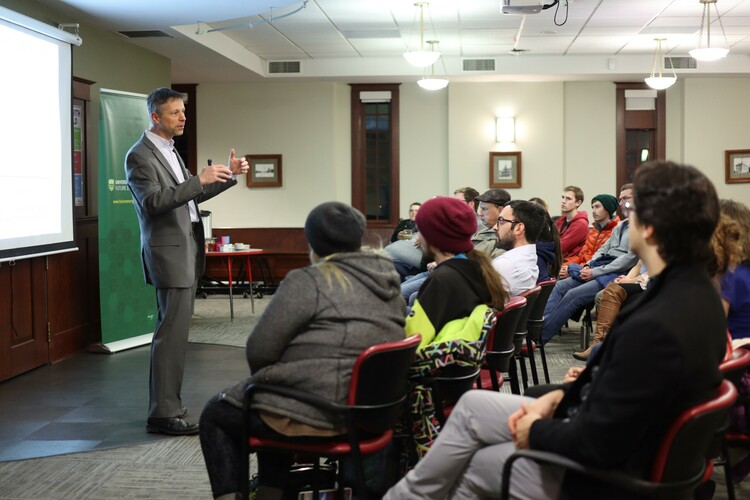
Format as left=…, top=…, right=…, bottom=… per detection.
left=246, top=154, right=283, bottom=188
left=489, top=151, right=522, bottom=189
left=725, top=149, right=750, bottom=184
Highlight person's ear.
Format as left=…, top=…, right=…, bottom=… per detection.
left=642, top=224, right=657, bottom=245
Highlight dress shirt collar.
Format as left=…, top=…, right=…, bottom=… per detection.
left=145, top=130, right=175, bottom=150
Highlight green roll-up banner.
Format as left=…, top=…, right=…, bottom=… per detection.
left=96, top=89, right=155, bottom=350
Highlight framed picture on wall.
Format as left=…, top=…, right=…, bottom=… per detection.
left=489, top=151, right=522, bottom=189
left=725, top=149, right=750, bottom=184
left=246, top=154, right=283, bottom=188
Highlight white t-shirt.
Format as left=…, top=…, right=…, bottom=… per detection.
left=491, top=243, right=539, bottom=296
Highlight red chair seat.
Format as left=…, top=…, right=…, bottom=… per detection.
left=521, top=340, right=536, bottom=356
left=249, top=429, right=394, bottom=455
left=478, top=369, right=503, bottom=391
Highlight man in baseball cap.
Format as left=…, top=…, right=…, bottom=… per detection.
left=473, top=188, right=511, bottom=258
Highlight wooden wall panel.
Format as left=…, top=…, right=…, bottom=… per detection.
left=0, top=258, right=48, bottom=382
left=46, top=218, right=101, bottom=363
left=207, top=227, right=397, bottom=283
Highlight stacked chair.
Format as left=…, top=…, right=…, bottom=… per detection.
left=523, top=279, right=557, bottom=384
left=476, top=296, right=527, bottom=393
left=510, top=286, right=541, bottom=393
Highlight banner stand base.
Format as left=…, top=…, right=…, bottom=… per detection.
left=88, top=332, right=153, bottom=354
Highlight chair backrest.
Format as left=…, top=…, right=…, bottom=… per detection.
left=652, top=379, right=737, bottom=483
left=348, top=334, right=421, bottom=433
left=720, top=346, right=750, bottom=387
left=428, top=364, right=482, bottom=406
left=513, top=287, right=541, bottom=352
left=486, top=295, right=526, bottom=354
left=526, top=279, right=556, bottom=341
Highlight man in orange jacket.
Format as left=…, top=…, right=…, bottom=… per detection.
left=559, top=193, right=620, bottom=279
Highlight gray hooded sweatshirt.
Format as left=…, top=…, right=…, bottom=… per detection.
left=222, top=250, right=406, bottom=430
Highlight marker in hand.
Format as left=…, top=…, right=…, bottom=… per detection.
left=207, top=159, right=213, bottom=166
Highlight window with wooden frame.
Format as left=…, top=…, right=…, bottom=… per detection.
left=615, top=83, right=666, bottom=191
left=350, top=84, right=400, bottom=227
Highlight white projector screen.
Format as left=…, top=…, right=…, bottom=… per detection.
left=0, top=6, right=81, bottom=262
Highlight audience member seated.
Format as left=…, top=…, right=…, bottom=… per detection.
left=555, top=185, right=589, bottom=258
left=491, top=200, right=545, bottom=296
left=540, top=184, right=639, bottom=345
left=573, top=260, right=648, bottom=361
left=715, top=199, right=750, bottom=483
left=383, top=160, right=727, bottom=500
left=535, top=209, right=562, bottom=282
left=405, top=196, right=508, bottom=349
left=719, top=199, right=750, bottom=346
left=384, top=234, right=426, bottom=281
left=198, top=202, right=406, bottom=500
left=453, top=186, right=482, bottom=228
left=559, top=194, right=620, bottom=279
left=400, top=187, right=510, bottom=303
left=474, top=188, right=511, bottom=258
left=529, top=196, right=549, bottom=213
left=390, top=201, right=421, bottom=242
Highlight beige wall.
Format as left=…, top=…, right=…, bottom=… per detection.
left=199, top=77, right=748, bottom=228
left=563, top=82, right=617, bottom=202
left=197, top=82, right=344, bottom=228
left=680, top=78, right=750, bottom=201
left=400, top=83, right=449, bottom=209
left=448, top=82, right=565, bottom=209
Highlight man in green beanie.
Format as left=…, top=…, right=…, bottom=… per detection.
left=559, top=193, right=621, bottom=276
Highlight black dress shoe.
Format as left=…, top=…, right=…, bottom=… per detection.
left=146, top=417, right=199, bottom=435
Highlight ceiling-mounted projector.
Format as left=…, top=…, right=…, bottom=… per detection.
left=501, top=0, right=547, bottom=15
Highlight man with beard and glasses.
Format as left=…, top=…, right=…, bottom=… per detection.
left=491, top=200, right=545, bottom=297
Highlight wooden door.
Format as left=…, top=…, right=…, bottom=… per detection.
left=0, top=258, right=49, bottom=382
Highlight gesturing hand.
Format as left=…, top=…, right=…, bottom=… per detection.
left=198, top=164, right=232, bottom=185
left=228, top=149, right=249, bottom=175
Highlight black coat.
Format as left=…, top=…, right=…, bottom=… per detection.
left=529, top=263, right=726, bottom=499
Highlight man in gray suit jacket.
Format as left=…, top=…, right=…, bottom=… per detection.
left=125, top=87, right=249, bottom=435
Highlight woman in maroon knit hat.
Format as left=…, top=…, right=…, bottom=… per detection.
left=405, top=196, right=507, bottom=347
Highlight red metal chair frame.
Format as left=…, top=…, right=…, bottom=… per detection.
left=240, top=334, right=421, bottom=499
left=718, top=345, right=750, bottom=500
left=512, top=286, right=541, bottom=392
left=524, top=279, right=557, bottom=384
left=476, top=296, right=526, bottom=393
left=500, top=379, right=738, bottom=499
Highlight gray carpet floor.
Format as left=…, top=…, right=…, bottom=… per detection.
left=0, top=295, right=745, bottom=499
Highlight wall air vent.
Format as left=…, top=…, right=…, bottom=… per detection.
left=669, top=56, right=697, bottom=70
left=118, top=30, right=173, bottom=38
left=463, top=59, right=496, bottom=72
left=269, top=61, right=301, bottom=74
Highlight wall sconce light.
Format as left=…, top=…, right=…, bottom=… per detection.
left=496, top=117, right=515, bottom=143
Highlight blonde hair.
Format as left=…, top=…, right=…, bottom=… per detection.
left=711, top=214, right=744, bottom=276
left=309, top=249, right=353, bottom=290
left=719, top=199, right=750, bottom=264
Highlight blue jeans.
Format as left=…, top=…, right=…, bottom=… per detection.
left=540, top=277, right=603, bottom=344
left=401, top=272, right=429, bottom=301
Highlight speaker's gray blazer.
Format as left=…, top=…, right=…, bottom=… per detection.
left=125, top=133, right=236, bottom=289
